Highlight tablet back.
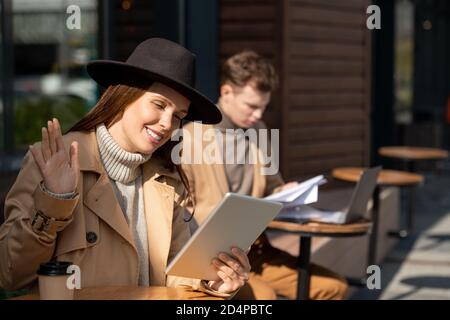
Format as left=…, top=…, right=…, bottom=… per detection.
left=165, top=193, right=283, bottom=280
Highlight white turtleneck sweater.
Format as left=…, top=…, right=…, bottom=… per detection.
left=96, top=124, right=152, bottom=286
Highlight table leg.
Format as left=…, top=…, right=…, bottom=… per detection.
left=297, top=236, right=311, bottom=300
left=407, top=186, right=416, bottom=232
left=407, top=160, right=415, bottom=173
left=406, top=161, right=416, bottom=233
left=388, top=161, right=417, bottom=238
left=368, top=186, right=380, bottom=266
left=387, top=187, right=410, bottom=238
left=347, top=186, right=381, bottom=287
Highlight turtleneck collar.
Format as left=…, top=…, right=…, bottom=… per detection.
left=96, top=124, right=152, bottom=183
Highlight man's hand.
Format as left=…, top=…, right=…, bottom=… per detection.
left=277, top=181, right=299, bottom=192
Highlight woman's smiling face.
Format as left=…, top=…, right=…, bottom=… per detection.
left=109, top=82, right=190, bottom=155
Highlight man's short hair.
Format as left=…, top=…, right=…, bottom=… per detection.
left=220, top=50, right=278, bottom=92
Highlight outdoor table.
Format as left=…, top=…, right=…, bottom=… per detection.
left=378, top=146, right=448, bottom=172
left=268, top=219, right=371, bottom=300
left=332, top=167, right=423, bottom=247
left=10, top=286, right=224, bottom=300
left=378, top=146, right=447, bottom=235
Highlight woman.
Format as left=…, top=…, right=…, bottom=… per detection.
left=0, top=38, right=250, bottom=297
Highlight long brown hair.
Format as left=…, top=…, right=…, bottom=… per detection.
left=69, top=84, right=195, bottom=221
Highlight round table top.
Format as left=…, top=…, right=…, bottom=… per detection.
left=11, top=286, right=223, bottom=300
left=378, top=146, right=449, bottom=161
left=268, top=219, right=372, bottom=237
left=332, top=167, right=424, bottom=186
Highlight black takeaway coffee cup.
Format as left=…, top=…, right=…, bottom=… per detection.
left=37, top=261, right=74, bottom=300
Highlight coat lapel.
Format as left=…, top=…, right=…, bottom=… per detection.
left=205, top=127, right=229, bottom=194
left=74, top=130, right=136, bottom=249
left=142, top=161, right=175, bottom=286
left=83, top=173, right=135, bottom=248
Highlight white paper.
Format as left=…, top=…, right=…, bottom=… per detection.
left=264, top=175, right=327, bottom=205
left=266, top=175, right=350, bottom=224
left=276, top=205, right=347, bottom=224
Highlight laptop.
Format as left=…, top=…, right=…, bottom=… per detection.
left=276, top=166, right=381, bottom=224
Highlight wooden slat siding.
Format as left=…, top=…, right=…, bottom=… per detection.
left=290, top=155, right=363, bottom=175
left=280, top=0, right=291, bottom=177
left=289, top=76, right=364, bottom=92
left=362, top=0, right=372, bottom=165
left=291, top=0, right=367, bottom=10
left=285, top=0, right=371, bottom=179
left=220, top=23, right=274, bottom=39
left=289, top=124, right=364, bottom=143
left=290, top=6, right=366, bottom=27
left=218, top=0, right=278, bottom=62
left=219, top=0, right=277, bottom=60
left=289, top=110, right=365, bottom=126
left=219, top=40, right=275, bottom=58
left=288, top=93, right=364, bottom=107
left=283, top=0, right=370, bottom=178
left=289, top=59, right=364, bottom=76
left=290, top=140, right=364, bottom=160
left=290, top=42, right=365, bottom=59
left=218, top=0, right=282, bottom=131
left=290, top=24, right=365, bottom=43
left=220, top=5, right=275, bottom=21
left=218, top=0, right=371, bottom=179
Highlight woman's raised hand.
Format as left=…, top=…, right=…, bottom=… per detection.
left=208, top=247, right=251, bottom=294
left=30, top=118, right=79, bottom=194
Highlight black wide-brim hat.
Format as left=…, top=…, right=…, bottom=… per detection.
left=86, top=38, right=221, bottom=124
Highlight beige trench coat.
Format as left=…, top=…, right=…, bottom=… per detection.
left=181, top=121, right=285, bottom=226
left=0, top=130, right=226, bottom=297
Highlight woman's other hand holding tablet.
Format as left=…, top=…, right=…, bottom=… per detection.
left=207, top=247, right=251, bottom=294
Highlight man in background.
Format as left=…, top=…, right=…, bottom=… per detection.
left=181, top=51, right=348, bottom=300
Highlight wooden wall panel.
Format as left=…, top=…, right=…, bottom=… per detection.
left=218, top=0, right=372, bottom=180
left=219, top=0, right=279, bottom=61
left=218, top=0, right=282, bottom=130
left=289, top=124, right=365, bottom=143
left=289, top=59, right=364, bottom=76
left=284, top=0, right=372, bottom=180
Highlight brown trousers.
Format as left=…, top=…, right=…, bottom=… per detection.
left=234, top=235, right=348, bottom=300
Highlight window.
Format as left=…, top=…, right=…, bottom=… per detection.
left=394, top=0, right=414, bottom=125
left=0, top=0, right=4, bottom=150
left=1, top=0, right=99, bottom=151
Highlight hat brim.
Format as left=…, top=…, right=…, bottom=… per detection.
left=87, top=60, right=222, bottom=124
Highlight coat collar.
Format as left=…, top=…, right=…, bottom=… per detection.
left=68, top=130, right=179, bottom=285
left=68, top=130, right=178, bottom=180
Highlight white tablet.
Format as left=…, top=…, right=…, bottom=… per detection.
left=165, top=193, right=283, bottom=281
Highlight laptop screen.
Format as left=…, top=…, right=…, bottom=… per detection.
left=345, top=166, right=381, bottom=223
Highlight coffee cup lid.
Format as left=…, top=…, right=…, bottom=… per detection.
left=37, top=261, right=72, bottom=276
